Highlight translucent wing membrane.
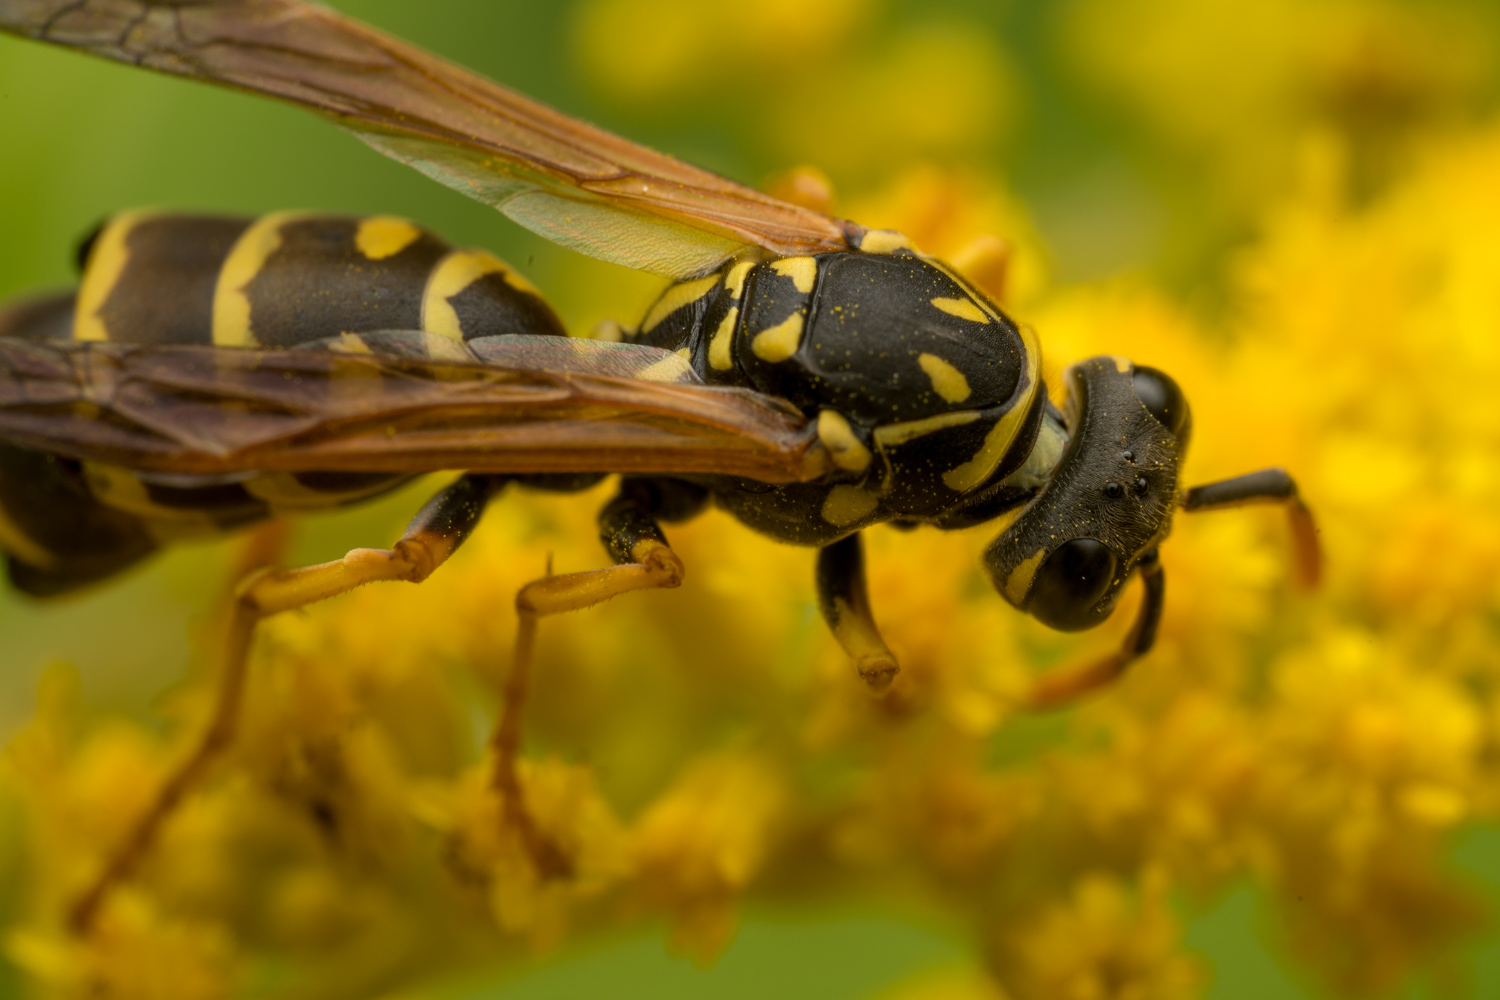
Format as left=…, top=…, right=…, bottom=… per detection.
left=0, top=0, right=859, bottom=277
left=0, top=338, right=829, bottom=482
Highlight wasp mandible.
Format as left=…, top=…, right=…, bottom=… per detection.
left=0, top=0, right=1321, bottom=933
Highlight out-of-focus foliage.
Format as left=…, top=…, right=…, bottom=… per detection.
left=2, top=1, right=1500, bottom=998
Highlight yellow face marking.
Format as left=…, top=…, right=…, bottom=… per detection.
left=74, top=211, right=150, bottom=342
left=942, top=324, right=1043, bottom=493
left=770, top=256, right=817, bottom=294
left=930, top=296, right=989, bottom=324
left=709, top=305, right=739, bottom=371
left=817, top=410, right=873, bottom=473
left=423, top=248, right=515, bottom=343
left=751, top=311, right=804, bottom=363
left=1004, top=548, right=1048, bottom=605
left=873, top=410, right=981, bottom=448
left=859, top=229, right=915, bottom=254
left=214, top=212, right=306, bottom=347
left=724, top=260, right=755, bottom=299
left=0, top=504, right=56, bottom=571
left=641, top=274, right=720, bottom=334
left=918, top=353, right=972, bottom=403
left=821, top=484, right=880, bottom=527
left=354, top=216, right=422, bottom=260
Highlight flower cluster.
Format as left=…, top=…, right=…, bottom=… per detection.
left=4, top=0, right=1500, bottom=997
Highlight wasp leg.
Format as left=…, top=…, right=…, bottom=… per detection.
left=1027, top=551, right=1166, bottom=710
left=69, top=474, right=503, bottom=934
left=494, top=487, right=687, bottom=879
left=1182, top=468, right=1322, bottom=587
left=815, top=532, right=899, bottom=692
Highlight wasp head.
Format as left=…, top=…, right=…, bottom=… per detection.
left=984, top=357, right=1192, bottom=631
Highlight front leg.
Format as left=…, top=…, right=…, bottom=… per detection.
left=815, top=532, right=899, bottom=692
left=1182, top=468, right=1322, bottom=586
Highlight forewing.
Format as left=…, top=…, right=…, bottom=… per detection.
left=0, top=0, right=860, bottom=277
left=0, top=338, right=831, bottom=483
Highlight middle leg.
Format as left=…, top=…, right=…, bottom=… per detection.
left=493, top=478, right=701, bottom=876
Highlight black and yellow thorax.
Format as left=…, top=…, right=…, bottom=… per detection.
left=627, top=248, right=1046, bottom=545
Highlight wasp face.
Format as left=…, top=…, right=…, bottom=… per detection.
left=984, top=357, right=1191, bottom=632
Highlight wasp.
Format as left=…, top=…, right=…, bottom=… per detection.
left=0, top=0, right=1320, bottom=933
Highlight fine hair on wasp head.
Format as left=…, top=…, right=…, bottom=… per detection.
left=983, top=356, right=1191, bottom=632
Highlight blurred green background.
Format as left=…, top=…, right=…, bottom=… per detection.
left=3, top=1, right=1500, bottom=997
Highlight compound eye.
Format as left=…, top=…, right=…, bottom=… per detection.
left=1132, top=365, right=1192, bottom=445
left=1029, top=538, right=1119, bottom=632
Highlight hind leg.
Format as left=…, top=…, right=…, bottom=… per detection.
left=69, top=474, right=504, bottom=932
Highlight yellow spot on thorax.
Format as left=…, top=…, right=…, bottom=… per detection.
left=709, top=306, right=739, bottom=371
left=642, top=274, right=720, bottom=334
left=354, top=216, right=422, bottom=260
left=214, top=212, right=307, bottom=347
left=859, top=229, right=914, bottom=254
left=873, top=409, right=981, bottom=448
left=821, top=484, right=880, bottom=527
left=751, top=311, right=804, bottom=363
left=770, top=256, right=817, bottom=293
left=918, top=353, right=971, bottom=403
left=81, top=462, right=220, bottom=538
left=817, top=410, right=873, bottom=473
left=724, top=260, right=755, bottom=299
left=1004, top=548, right=1048, bottom=605
left=941, top=324, right=1042, bottom=493
left=930, top=296, right=989, bottom=324
left=74, top=210, right=151, bottom=342
left=423, top=248, right=523, bottom=342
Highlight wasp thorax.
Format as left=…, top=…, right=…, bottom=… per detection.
left=984, top=356, right=1189, bottom=631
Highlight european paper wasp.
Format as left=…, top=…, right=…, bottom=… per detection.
left=0, top=0, right=1321, bottom=932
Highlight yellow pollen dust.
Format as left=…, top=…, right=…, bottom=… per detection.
left=771, top=256, right=817, bottom=293
left=930, top=296, right=990, bottom=324
left=918, top=353, right=972, bottom=403
left=751, top=312, right=804, bottom=363
left=355, top=216, right=422, bottom=260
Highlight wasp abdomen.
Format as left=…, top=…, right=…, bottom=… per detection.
left=0, top=212, right=573, bottom=595
left=73, top=212, right=566, bottom=349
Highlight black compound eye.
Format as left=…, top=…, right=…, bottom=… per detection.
left=1029, top=538, right=1119, bottom=632
left=1132, top=365, right=1192, bottom=445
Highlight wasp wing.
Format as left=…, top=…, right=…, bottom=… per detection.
left=0, top=336, right=830, bottom=483
left=0, top=0, right=860, bottom=278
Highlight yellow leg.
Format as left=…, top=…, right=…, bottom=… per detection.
left=69, top=476, right=498, bottom=933
left=491, top=534, right=684, bottom=878
left=816, top=532, right=899, bottom=691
